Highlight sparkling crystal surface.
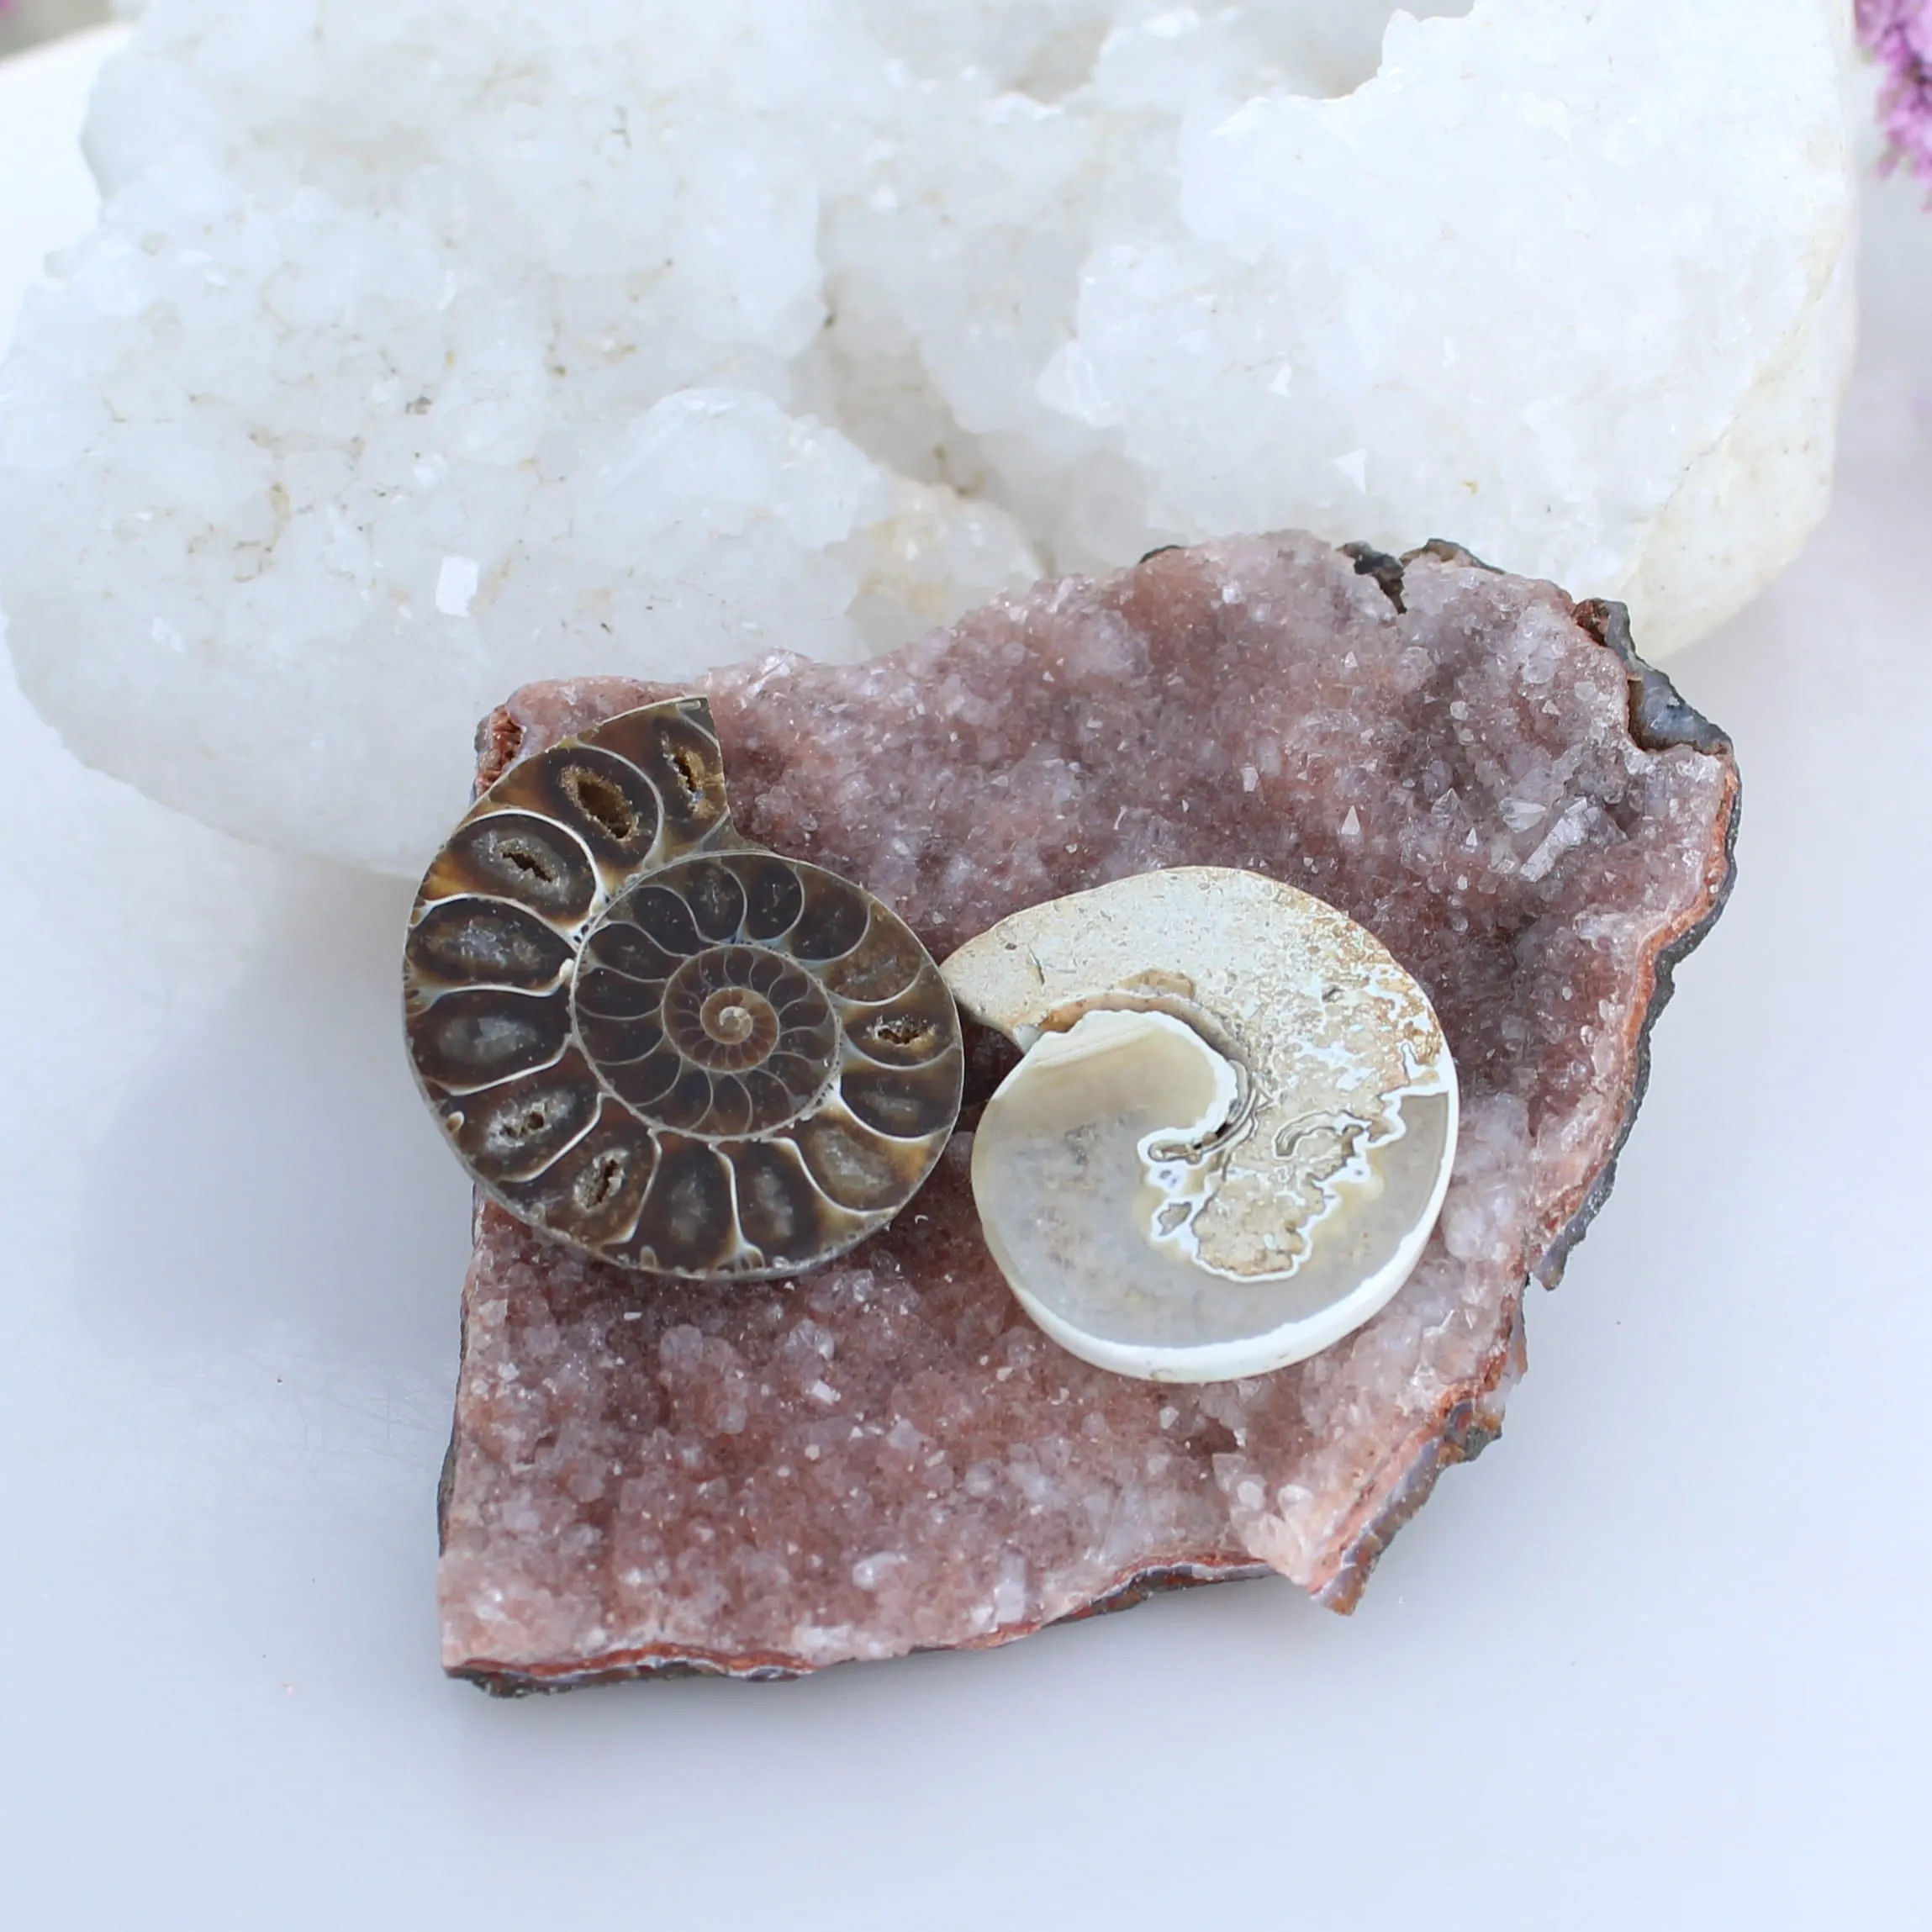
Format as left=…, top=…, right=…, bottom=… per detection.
left=436, top=531, right=1737, bottom=1688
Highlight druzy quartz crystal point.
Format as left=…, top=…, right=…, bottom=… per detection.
left=435, top=532, right=1737, bottom=1691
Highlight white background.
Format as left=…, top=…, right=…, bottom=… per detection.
left=2, top=28, right=1929, bottom=1931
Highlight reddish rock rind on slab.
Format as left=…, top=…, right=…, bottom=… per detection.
left=435, top=531, right=1738, bottom=1691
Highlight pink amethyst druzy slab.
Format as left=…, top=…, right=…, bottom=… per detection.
left=435, top=531, right=1738, bottom=1690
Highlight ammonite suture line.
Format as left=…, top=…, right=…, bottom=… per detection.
left=403, top=697, right=964, bottom=1279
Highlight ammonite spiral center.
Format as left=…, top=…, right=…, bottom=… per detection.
left=572, top=907, right=841, bottom=1139
left=661, top=947, right=816, bottom=1075
left=703, top=991, right=762, bottom=1046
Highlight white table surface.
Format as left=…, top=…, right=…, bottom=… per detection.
left=3, top=31, right=1929, bottom=1932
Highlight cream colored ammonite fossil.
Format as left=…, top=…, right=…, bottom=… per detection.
left=941, top=868, right=1457, bottom=1383
left=403, top=697, right=963, bottom=1278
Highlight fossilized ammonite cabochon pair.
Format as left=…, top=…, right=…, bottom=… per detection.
left=403, top=699, right=963, bottom=1279
left=404, top=700, right=1456, bottom=1379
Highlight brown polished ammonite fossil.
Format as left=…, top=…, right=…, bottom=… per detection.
left=402, top=697, right=963, bottom=1278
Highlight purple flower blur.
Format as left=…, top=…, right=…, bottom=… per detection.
left=1861, top=0, right=1932, bottom=185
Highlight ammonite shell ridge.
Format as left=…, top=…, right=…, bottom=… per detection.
left=404, top=697, right=963, bottom=1280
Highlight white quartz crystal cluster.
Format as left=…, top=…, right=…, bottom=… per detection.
left=0, top=0, right=1854, bottom=874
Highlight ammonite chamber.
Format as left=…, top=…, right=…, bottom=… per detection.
left=403, top=697, right=963, bottom=1279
